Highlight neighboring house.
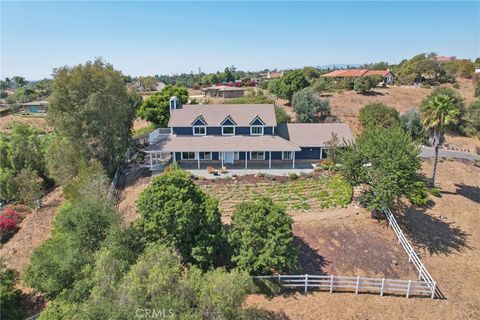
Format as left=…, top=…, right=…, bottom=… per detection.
left=146, top=98, right=353, bottom=170
left=322, top=69, right=394, bottom=85
left=202, top=85, right=245, bottom=98
left=436, top=56, right=456, bottom=63
left=21, top=101, right=48, bottom=113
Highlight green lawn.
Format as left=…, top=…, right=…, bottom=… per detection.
left=199, top=173, right=352, bottom=215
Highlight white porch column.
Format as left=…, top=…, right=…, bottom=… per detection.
left=197, top=152, right=200, bottom=169
left=221, top=152, right=224, bottom=167
left=245, top=151, right=248, bottom=169
left=172, top=152, right=176, bottom=162
left=292, top=150, right=296, bottom=168
left=269, top=151, right=272, bottom=168
left=320, top=148, right=323, bottom=159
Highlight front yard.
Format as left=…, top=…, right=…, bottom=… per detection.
left=197, top=172, right=352, bottom=217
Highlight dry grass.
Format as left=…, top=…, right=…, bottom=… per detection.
left=0, top=114, right=51, bottom=133
left=245, top=159, right=480, bottom=319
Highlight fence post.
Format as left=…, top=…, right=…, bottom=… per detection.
left=406, top=280, right=412, bottom=298
left=305, top=274, right=308, bottom=293
left=380, top=278, right=385, bottom=296
left=330, top=275, right=334, bottom=293
left=431, top=282, right=436, bottom=299
left=355, top=276, right=360, bottom=294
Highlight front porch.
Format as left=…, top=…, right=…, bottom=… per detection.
left=178, top=160, right=316, bottom=178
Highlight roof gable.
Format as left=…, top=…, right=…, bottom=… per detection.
left=191, top=116, right=207, bottom=126
left=221, top=115, right=237, bottom=126
left=250, top=116, right=266, bottom=126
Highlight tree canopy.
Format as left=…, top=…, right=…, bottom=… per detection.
left=228, top=198, right=298, bottom=275
left=268, top=70, right=309, bottom=103
left=136, top=85, right=188, bottom=128
left=359, top=102, right=400, bottom=129
left=292, top=88, right=330, bottom=123
left=47, top=58, right=136, bottom=176
left=136, top=166, right=225, bottom=269
left=338, top=127, right=426, bottom=212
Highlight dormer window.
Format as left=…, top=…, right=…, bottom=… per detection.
left=250, top=126, right=264, bottom=136
left=193, top=126, right=206, bottom=136
left=222, top=126, right=235, bottom=135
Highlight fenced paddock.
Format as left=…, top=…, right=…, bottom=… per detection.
left=254, top=274, right=436, bottom=299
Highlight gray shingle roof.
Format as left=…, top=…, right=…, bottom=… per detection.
left=146, top=134, right=300, bottom=152
left=276, top=123, right=354, bottom=147
left=168, top=104, right=277, bottom=127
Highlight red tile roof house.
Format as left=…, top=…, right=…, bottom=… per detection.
left=322, top=69, right=394, bottom=85
left=145, top=98, right=353, bottom=170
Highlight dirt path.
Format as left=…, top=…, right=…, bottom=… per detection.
left=0, top=188, right=64, bottom=272
left=245, top=160, right=480, bottom=319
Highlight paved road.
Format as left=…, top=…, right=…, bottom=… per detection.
left=420, top=146, right=480, bottom=161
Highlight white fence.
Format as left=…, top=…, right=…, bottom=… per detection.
left=255, top=274, right=435, bottom=299
left=148, top=128, right=172, bottom=144
left=383, top=208, right=437, bottom=296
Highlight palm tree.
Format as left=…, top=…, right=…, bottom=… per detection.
left=421, top=94, right=461, bottom=187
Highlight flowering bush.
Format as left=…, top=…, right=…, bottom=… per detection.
left=0, top=208, right=20, bottom=243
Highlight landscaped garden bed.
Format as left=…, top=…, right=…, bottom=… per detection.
left=196, top=172, right=352, bottom=215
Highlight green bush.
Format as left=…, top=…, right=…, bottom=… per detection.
left=400, top=108, right=427, bottom=142
left=23, top=199, right=120, bottom=298
left=136, top=166, right=226, bottom=269
left=292, top=88, right=330, bottom=122
left=0, top=262, right=26, bottom=320
left=429, top=187, right=442, bottom=197
left=228, top=198, right=298, bottom=275
left=359, top=102, right=400, bottom=129
left=289, top=172, right=299, bottom=180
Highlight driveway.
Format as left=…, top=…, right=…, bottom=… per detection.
left=420, top=146, right=480, bottom=161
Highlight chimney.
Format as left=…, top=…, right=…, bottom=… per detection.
left=169, top=96, right=181, bottom=113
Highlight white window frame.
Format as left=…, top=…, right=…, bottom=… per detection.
left=250, top=125, right=264, bottom=136
left=282, top=151, right=293, bottom=160
left=222, top=126, right=235, bottom=136
left=181, top=152, right=196, bottom=160
left=193, top=126, right=206, bottom=136
left=199, top=152, right=212, bottom=160
left=250, top=151, right=265, bottom=160
left=234, top=151, right=240, bottom=160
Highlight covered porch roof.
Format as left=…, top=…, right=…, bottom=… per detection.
left=145, top=135, right=301, bottom=153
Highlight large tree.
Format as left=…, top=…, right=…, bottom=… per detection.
left=269, top=70, right=309, bottom=104
left=47, top=58, right=136, bottom=176
left=338, top=127, right=426, bottom=214
left=421, top=91, right=462, bottom=187
left=136, top=166, right=225, bottom=269
left=359, top=102, right=400, bottom=129
left=292, top=88, right=330, bottom=122
left=136, top=85, right=188, bottom=128
left=228, top=197, right=298, bottom=275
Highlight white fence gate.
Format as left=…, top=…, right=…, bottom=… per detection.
left=255, top=274, right=435, bottom=299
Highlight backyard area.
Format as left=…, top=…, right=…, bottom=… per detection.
left=196, top=172, right=352, bottom=219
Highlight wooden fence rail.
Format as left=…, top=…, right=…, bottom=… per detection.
left=254, top=274, right=436, bottom=299
left=383, top=208, right=437, bottom=296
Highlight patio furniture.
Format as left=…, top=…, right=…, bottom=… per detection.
left=207, top=166, right=214, bottom=174
left=220, top=166, right=227, bottom=174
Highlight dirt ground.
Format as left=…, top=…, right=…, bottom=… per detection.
left=0, top=187, right=64, bottom=272
left=0, top=114, right=51, bottom=133
left=245, top=160, right=480, bottom=320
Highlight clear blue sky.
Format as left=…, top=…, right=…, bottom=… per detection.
left=1, top=1, right=479, bottom=80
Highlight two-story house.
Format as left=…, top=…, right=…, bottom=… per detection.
left=146, top=98, right=353, bottom=170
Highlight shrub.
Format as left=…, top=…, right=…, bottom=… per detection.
left=45, top=136, right=86, bottom=186
left=0, top=262, right=26, bottom=320
left=228, top=198, right=298, bottom=275
left=289, top=172, right=299, bottom=180
left=23, top=199, right=120, bottom=298
left=136, top=166, right=225, bottom=269
left=400, top=108, right=427, bottom=142
left=0, top=209, right=19, bottom=243
left=275, top=106, right=291, bottom=123
left=292, top=88, right=330, bottom=123
left=15, top=168, right=44, bottom=209
left=359, top=102, right=400, bottom=129
left=429, top=187, right=442, bottom=197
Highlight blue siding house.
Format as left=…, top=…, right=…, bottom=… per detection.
left=146, top=98, right=353, bottom=170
